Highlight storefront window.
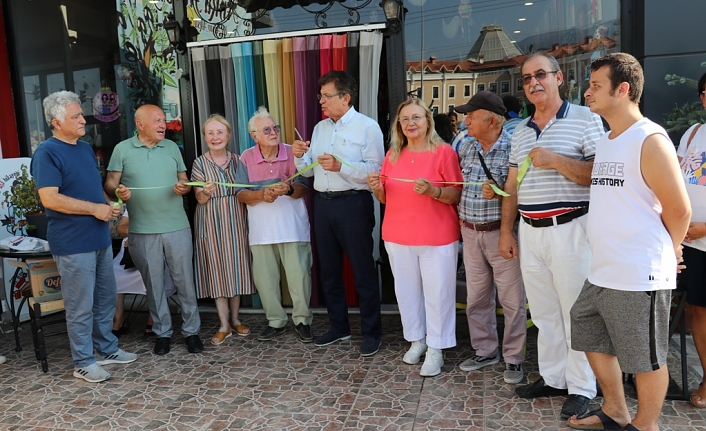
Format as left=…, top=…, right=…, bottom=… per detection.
left=7, top=0, right=183, bottom=174
left=405, top=0, right=620, bottom=111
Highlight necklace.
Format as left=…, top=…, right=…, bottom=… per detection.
left=407, top=145, right=427, bottom=164
left=209, top=151, right=229, bottom=168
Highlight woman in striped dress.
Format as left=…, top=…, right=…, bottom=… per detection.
left=192, top=114, right=255, bottom=345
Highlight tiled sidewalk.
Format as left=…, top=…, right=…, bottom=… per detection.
left=0, top=310, right=704, bottom=430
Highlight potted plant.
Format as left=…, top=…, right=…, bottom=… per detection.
left=2, top=163, right=47, bottom=239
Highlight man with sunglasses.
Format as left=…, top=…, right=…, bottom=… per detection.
left=235, top=107, right=313, bottom=344
left=292, top=70, right=385, bottom=356
left=499, top=53, right=604, bottom=418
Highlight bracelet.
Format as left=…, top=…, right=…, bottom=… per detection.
left=434, top=187, right=442, bottom=200
left=286, top=185, right=294, bottom=196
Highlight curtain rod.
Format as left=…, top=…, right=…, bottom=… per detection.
left=186, top=23, right=387, bottom=48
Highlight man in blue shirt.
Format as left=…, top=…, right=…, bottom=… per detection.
left=31, top=91, right=137, bottom=383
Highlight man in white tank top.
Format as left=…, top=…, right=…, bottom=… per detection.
left=568, top=53, right=691, bottom=431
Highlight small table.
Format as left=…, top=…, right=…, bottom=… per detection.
left=0, top=248, right=52, bottom=352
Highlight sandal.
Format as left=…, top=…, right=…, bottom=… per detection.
left=567, top=408, right=623, bottom=430
left=230, top=321, right=251, bottom=336
left=690, top=391, right=706, bottom=408
left=211, top=329, right=232, bottom=345
left=624, top=425, right=641, bottom=431
left=145, top=324, right=155, bottom=336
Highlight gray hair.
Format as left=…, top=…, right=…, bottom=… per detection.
left=484, top=111, right=506, bottom=127
left=248, top=106, right=276, bottom=133
left=43, top=91, right=81, bottom=130
left=522, top=52, right=562, bottom=74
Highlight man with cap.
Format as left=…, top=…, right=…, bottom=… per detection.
left=500, top=52, right=603, bottom=419
left=455, top=91, right=527, bottom=384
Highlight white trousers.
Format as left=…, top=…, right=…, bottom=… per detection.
left=518, top=216, right=596, bottom=397
left=385, top=241, right=458, bottom=350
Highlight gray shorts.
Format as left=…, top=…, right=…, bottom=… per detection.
left=570, top=279, right=671, bottom=375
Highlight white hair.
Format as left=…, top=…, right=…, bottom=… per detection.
left=248, top=106, right=276, bottom=133
left=43, top=91, right=81, bottom=130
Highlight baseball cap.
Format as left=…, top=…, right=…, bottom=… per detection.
left=454, top=91, right=507, bottom=116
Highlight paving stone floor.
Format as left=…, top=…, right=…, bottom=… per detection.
left=1, top=309, right=705, bottom=430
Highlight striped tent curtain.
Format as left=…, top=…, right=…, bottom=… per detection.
left=189, top=30, right=384, bottom=307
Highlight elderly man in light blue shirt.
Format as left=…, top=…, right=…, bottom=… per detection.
left=293, top=70, right=385, bottom=357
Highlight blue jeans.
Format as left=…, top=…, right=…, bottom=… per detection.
left=54, top=246, right=118, bottom=368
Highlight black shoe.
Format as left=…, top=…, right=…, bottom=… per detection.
left=185, top=335, right=204, bottom=354
left=154, top=337, right=171, bottom=355
left=560, top=394, right=591, bottom=419
left=257, top=326, right=286, bottom=341
left=295, top=323, right=313, bottom=343
left=359, top=336, right=381, bottom=357
left=314, top=329, right=351, bottom=347
left=515, top=377, right=569, bottom=399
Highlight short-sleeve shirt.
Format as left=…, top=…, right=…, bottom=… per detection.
left=380, top=143, right=463, bottom=246
left=234, top=143, right=310, bottom=245
left=30, top=137, right=110, bottom=255
left=458, top=129, right=511, bottom=223
left=107, top=136, right=189, bottom=234
left=509, top=100, right=603, bottom=218
left=677, top=123, right=706, bottom=252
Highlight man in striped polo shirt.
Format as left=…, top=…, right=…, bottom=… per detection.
left=499, top=53, right=604, bottom=419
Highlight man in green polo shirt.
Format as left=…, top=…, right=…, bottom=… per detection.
left=105, top=104, right=203, bottom=355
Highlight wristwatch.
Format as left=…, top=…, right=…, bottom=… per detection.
left=286, top=185, right=294, bottom=196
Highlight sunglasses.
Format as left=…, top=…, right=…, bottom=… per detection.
left=260, top=125, right=281, bottom=135
left=521, top=70, right=559, bottom=85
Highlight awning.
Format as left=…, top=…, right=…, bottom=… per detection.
left=240, top=0, right=340, bottom=13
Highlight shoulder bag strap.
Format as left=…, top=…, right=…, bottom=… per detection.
left=686, top=123, right=702, bottom=152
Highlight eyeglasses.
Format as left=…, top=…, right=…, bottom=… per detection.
left=259, top=125, right=281, bottom=135
left=316, top=93, right=343, bottom=101
left=521, top=70, right=559, bottom=85
left=399, top=115, right=424, bottom=125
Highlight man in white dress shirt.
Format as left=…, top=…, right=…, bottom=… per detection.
left=293, top=70, right=385, bottom=357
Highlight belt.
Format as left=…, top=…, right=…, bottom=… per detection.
left=521, top=207, right=588, bottom=228
left=318, top=189, right=369, bottom=199
left=462, top=220, right=502, bottom=232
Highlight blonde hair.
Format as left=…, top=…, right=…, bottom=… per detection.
left=201, top=114, right=231, bottom=136
left=388, top=99, right=444, bottom=162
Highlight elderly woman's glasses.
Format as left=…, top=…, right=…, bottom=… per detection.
left=399, top=115, right=424, bottom=125
left=260, top=125, right=281, bottom=135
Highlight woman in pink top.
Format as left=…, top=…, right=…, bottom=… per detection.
left=368, top=99, right=463, bottom=377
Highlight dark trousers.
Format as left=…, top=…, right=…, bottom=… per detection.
left=314, top=192, right=382, bottom=338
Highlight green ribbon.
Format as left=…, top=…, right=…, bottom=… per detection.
left=380, top=176, right=509, bottom=197
left=115, top=154, right=517, bottom=199
left=516, top=157, right=531, bottom=191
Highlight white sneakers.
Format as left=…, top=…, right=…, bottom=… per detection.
left=419, top=347, right=444, bottom=377
left=74, top=349, right=139, bottom=383
left=73, top=363, right=111, bottom=383
left=402, top=340, right=428, bottom=365
left=95, top=348, right=138, bottom=365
